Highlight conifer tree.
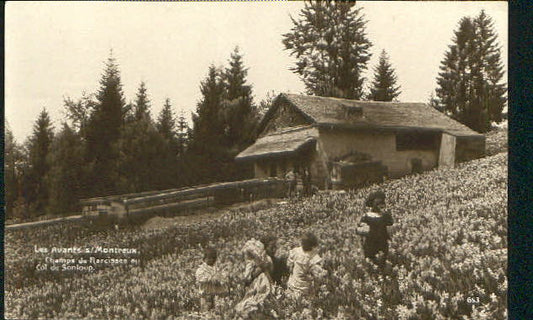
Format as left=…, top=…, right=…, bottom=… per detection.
left=118, top=117, right=167, bottom=193
left=435, top=11, right=506, bottom=132
left=191, top=65, right=226, bottom=150
left=472, top=10, right=507, bottom=124
left=157, top=98, right=177, bottom=142
left=283, top=1, right=372, bottom=99
left=176, top=111, right=190, bottom=155
left=154, top=98, right=185, bottom=190
left=46, top=123, right=87, bottom=215
left=368, top=50, right=401, bottom=102
left=189, top=65, right=227, bottom=183
left=118, top=82, right=170, bottom=192
left=24, top=108, right=54, bottom=214
left=134, top=81, right=151, bottom=121
left=222, top=47, right=258, bottom=151
left=85, top=51, right=126, bottom=195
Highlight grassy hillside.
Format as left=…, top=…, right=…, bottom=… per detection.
left=5, top=151, right=507, bottom=319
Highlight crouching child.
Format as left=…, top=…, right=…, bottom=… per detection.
left=235, top=238, right=274, bottom=319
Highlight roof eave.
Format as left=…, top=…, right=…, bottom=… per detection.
left=316, top=122, right=445, bottom=133
left=235, top=139, right=317, bottom=162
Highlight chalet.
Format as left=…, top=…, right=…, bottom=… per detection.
left=236, top=93, right=485, bottom=189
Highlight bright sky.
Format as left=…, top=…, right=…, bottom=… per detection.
left=5, top=1, right=507, bottom=142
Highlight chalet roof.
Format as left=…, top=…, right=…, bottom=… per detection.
left=273, top=93, right=482, bottom=137
left=236, top=126, right=318, bottom=161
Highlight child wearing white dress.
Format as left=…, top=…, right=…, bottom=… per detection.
left=286, top=232, right=326, bottom=298
left=195, top=247, right=225, bottom=312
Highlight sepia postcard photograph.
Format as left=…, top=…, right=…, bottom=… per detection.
left=4, top=1, right=508, bottom=319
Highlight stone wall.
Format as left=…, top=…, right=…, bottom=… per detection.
left=318, top=129, right=440, bottom=178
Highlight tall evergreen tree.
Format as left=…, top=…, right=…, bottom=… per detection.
left=85, top=51, right=125, bottom=195
left=435, top=11, right=506, bottom=132
left=46, top=123, right=87, bottom=215
left=117, top=82, right=169, bottom=192
left=368, top=50, right=401, bottom=102
left=191, top=65, right=226, bottom=148
left=283, top=1, right=372, bottom=99
left=222, top=47, right=258, bottom=151
left=157, top=98, right=177, bottom=142
left=154, top=98, right=185, bottom=189
left=134, top=81, right=151, bottom=121
left=472, top=10, right=507, bottom=124
left=24, top=108, right=54, bottom=214
left=176, top=110, right=190, bottom=155
left=189, top=65, right=227, bottom=183
left=118, top=117, right=167, bottom=193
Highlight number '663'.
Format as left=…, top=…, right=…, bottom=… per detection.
left=467, top=296, right=480, bottom=304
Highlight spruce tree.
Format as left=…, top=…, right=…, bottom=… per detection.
left=46, top=123, right=87, bottom=215
left=117, top=82, right=170, bottom=192
left=176, top=111, right=190, bottom=155
left=283, top=1, right=372, bottom=99
left=85, top=51, right=125, bottom=195
left=24, top=108, right=54, bottom=214
left=157, top=98, right=177, bottom=142
left=118, top=117, right=167, bottom=193
left=435, top=11, right=506, bottom=132
left=222, top=47, right=258, bottom=151
left=368, top=50, right=401, bottom=102
left=191, top=65, right=226, bottom=150
left=189, top=65, right=227, bottom=183
left=473, top=10, right=507, bottom=124
left=134, top=81, right=151, bottom=121
left=154, top=98, right=184, bottom=190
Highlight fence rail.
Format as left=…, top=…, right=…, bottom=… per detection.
left=7, top=178, right=288, bottom=230
left=6, top=215, right=85, bottom=230
left=83, top=178, right=288, bottom=218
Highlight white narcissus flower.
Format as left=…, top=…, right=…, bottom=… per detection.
left=5, top=153, right=507, bottom=319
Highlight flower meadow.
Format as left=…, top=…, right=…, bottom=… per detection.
left=5, top=152, right=507, bottom=319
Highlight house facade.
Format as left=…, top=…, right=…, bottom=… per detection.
left=236, top=94, right=485, bottom=189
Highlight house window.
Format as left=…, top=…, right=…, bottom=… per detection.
left=396, top=132, right=439, bottom=151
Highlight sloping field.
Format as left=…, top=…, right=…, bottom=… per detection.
left=5, top=152, right=507, bottom=319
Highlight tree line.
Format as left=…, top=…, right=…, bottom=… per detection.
left=5, top=1, right=506, bottom=220
left=284, top=1, right=506, bottom=132
left=5, top=47, right=261, bottom=220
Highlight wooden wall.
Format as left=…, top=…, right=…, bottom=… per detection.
left=261, top=100, right=311, bottom=137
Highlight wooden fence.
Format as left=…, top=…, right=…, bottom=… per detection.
left=80, top=178, right=288, bottom=219
left=6, top=178, right=288, bottom=230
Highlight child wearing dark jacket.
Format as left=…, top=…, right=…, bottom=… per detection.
left=356, top=190, right=394, bottom=266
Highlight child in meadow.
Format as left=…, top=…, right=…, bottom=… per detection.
left=356, top=190, right=394, bottom=266
left=235, top=238, right=273, bottom=319
left=286, top=232, right=327, bottom=298
left=195, top=247, right=225, bottom=312
left=260, top=235, right=290, bottom=286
